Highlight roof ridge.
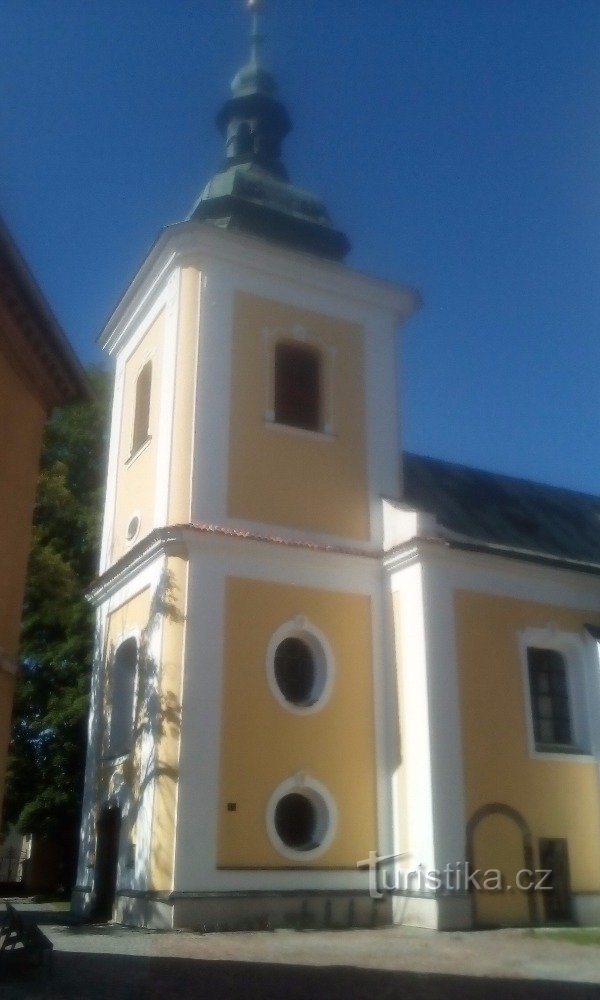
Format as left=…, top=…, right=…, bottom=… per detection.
left=404, top=451, right=600, bottom=505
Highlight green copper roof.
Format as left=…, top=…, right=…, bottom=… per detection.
left=188, top=4, right=350, bottom=261
left=403, top=452, right=600, bottom=570
left=231, top=59, right=278, bottom=98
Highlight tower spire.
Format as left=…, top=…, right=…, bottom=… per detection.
left=247, top=0, right=264, bottom=66
left=188, top=0, right=350, bottom=261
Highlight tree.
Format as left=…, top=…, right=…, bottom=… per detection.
left=3, top=366, right=110, bottom=886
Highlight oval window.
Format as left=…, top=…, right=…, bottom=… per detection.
left=266, top=621, right=334, bottom=714
left=274, top=637, right=316, bottom=706
left=266, top=777, right=337, bottom=860
left=274, top=792, right=318, bottom=851
left=126, top=514, right=140, bottom=543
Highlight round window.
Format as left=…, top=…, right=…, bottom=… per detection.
left=274, top=637, right=316, bottom=706
left=266, top=777, right=337, bottom=861
left=274, top=793, right=318, bottom=851
left=126, top=514, right=140, bottom=543
left=267, top=620, right=333, bottom=714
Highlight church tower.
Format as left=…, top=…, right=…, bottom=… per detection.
left=73, top=3, right=418, bottom=930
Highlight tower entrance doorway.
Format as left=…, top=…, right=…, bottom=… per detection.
left=93, top=807, right=121, bottom=921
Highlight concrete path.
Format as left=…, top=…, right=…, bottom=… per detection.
left=0, top=903, right=599, bottom=999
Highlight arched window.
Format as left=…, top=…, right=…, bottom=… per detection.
left=274, top=341, right=321, bottom=432
left=131, top=361, right=152, bottom=454
left=107, top=638, right=137, bottom=758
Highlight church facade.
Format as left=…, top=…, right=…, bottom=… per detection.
left=73, top=9, right=600, bottom=931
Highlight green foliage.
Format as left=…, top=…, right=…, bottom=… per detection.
left=532, top=927, right=600, bottom=947
left=3, top=367, right=111, bottom=854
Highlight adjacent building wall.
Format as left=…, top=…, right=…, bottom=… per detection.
left=0, top=351, right=47, bottom=813
left=0, top=351, right=46, bottom=662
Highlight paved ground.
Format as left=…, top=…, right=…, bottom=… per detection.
left=0, top=903, right=599, bottom=999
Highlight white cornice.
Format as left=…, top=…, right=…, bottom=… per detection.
left=384, top=532, right=600, bottom=591
left=88, top=527, right=188, bottom=607
left=98, top=221, right=421, bottom=352
left=383, top=537, right=446, bottom=573
left=91, top=521, right=383, bottom=606
left=100, top=252, right=177, bottom=356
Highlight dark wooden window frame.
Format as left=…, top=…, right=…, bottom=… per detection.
left=131, top=360, right=152, bottom=456
left=538, top=837, right=572, bottom=922
left=273, top=340, right=321, bottom=432
left=527, top=647, right=577, bottom=753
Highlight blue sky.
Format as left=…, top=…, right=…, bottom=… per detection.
left=2, top=1, right=600, bottom=493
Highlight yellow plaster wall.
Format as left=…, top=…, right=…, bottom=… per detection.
left=102, top=586, right=152, bottom=765
left=99, top=564, right=185, bottom=893
left=227, top=292, right=369, bottom=539
left=471, top=812, right=532, bottom=926
left=218, top=577, right=377, bottom=868
left=111, top=310, right=165, bottom=564
left=98, top=587, right=152, bottom=854
left=168, top=268, right=199, bottom=525
left=455, top=590, right=600, bottom=895
left=149, top=555, right=186, bottom=891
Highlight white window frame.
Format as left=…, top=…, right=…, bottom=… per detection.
left=126, top=352, right=155, bottom=466
left=518, top=626, right=593, bottom=761
left=124, top=510, right=142, bottom=546
left=266, top=616, right=335, bottom=715
left=106, top=630, right=140, bottom=762
left=262, top=323, right=336, bottom=439
left=265, top=773, right=338, bottom=862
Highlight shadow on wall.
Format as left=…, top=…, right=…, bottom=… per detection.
left=77, top=567, right=184, bottom=905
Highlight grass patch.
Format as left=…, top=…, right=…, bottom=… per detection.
left=31, top=894, right=71, bottom=909
left=532, top=927, right=600, bottom=947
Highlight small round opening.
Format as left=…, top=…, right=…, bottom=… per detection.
left=126, top=515, right=140, bottom=543
left=266, top=777, right=337, bottom=860
left=274, top=637, right=316, bottom=706
left=274, top=792, right=318, bottom=851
